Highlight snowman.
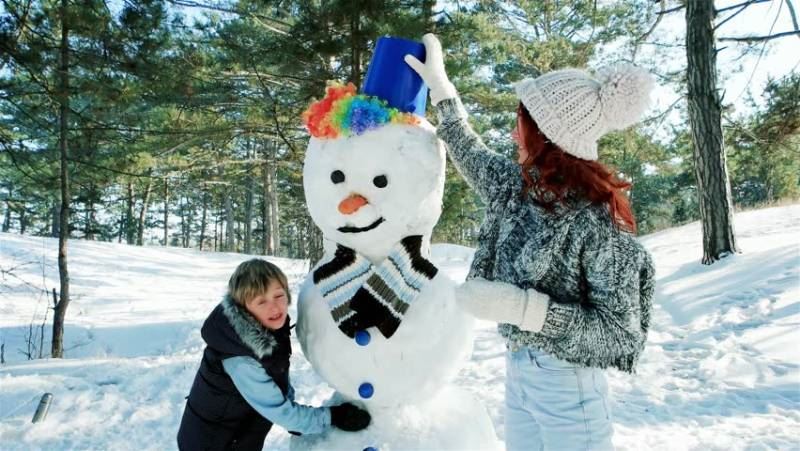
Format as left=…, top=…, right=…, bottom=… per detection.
left=292, top=37, right=499, bottom=450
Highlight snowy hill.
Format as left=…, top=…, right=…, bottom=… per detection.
left=1, top=205, right=798, bottom=450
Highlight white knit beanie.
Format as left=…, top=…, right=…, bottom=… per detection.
left=514, top=65, right=654, bottom=161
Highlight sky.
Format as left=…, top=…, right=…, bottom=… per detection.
left=169, top=0, right=798, bottom=130
left=633, top=0, right=800, bottom=125
left=5, top=0, right=798, bottom=137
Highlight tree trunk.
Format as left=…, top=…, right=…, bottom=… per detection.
left=235, top=220, right=241, bottom=252
left=199, top=186, right=208, bottom=251
left=214, top=207, right=221, bottom=252
left=2, top=196, right=11, bottom=233
left=117, top=206, right=124, bottom=243
left=262, top=141, right=280, bottom=255
left=163, top=178, right=169, bottom=246
left=269, top=179, right=280, bottom=256
left=83, top=203, right=90, bottom=239
left=224, top=188, right=234, bottom=252
left=685, top=0, right=739, bottom=264
left=244, top=142, right=254, bottom=254
left=350, top=13, right=362, bottom=89
left=85, top=184, right=96, bottom=240
left=261, top=154, right=275, bottom=255
left=186, top=198, right=196, bottom=248
left=422, top=0, right=435, bottom=27
left=51, top=198, right=59, bottom=237
left=307, top=216, right=324, bottom=265
left=52, top=0, right=70, bottom=359
left=19, top=208, right=27, bottom=234
left=179, top=195, right=188, bottom=248
left=126, top=181, right=135, bottom=244
left=269, top=142, right=280, bottom=255
left=136, top=173, right=153, bottom=246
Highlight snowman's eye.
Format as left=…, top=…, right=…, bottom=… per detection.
left=331, top=170, right=345, bottom=184
left=373, top=175, right=388, bottom=188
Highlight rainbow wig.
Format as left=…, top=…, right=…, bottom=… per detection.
left=302, top=82, right=420, bottom=139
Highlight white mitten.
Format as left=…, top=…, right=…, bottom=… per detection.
left=404, top=33, right=458, bottom=105
left=455, top=278, right=550, bottom=333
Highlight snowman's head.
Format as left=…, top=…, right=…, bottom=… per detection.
left=303, top=83, right=445, bottom=261
left=302, top=84, right=445, bottom=261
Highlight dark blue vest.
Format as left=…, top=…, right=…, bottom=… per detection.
left=177, top=301, right=291, bottom=451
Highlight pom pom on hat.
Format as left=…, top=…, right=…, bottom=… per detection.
left=598, top=64, right=655, bottom=131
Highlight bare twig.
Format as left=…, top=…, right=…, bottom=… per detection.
left=719, top=30, right=800, bottom=42
left=783, top=0, right=800, bottom=39
left=715, top=0, right=767, bottom=30
left=730, top=0, right=785, bottom=103
left=642, top=95, right=684, bottom=128
left=657, top=4, right=685, bottom=16
left=633, top=0, right=666, bottom=62
left=716, top=0, right=772, bottom=14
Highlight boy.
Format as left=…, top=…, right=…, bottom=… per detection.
left=177, top=259, right=370, bottom=450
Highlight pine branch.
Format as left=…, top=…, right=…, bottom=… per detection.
left=0, top=146, right=54, bottom=187
left=249, top=62, right=301, bottom=158
left=164, top=0, right=290, bottom=34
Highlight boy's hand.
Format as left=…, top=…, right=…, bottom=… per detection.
left=330, top=402, right=371, bottom=432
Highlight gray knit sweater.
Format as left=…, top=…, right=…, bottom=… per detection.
left=436, top=97, right=656, bottom=373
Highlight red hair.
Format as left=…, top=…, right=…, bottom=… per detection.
left=516, top=103, right=637, bottom=234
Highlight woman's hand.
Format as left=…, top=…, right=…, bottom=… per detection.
left=455, top=278, right=550, bottom=333
left=404, top=33, right=457, bottom=105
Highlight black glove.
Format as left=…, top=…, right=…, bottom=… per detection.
left=330, top=402, right=371, bottom=432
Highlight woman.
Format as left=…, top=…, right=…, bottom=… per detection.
left=406, top=34, right=656, bottom=451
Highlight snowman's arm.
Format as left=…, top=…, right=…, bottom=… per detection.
left=435, top=96, right=521, bottom=204
left=222, top=356, right=331, bottom=434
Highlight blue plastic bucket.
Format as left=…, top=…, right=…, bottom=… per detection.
left=361, top=36, right=428, bottom=115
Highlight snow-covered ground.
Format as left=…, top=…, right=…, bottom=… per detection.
left=1, top=205, right=798, bottom=450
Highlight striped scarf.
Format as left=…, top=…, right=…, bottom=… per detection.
left=313, top=236, right=438, bottom=338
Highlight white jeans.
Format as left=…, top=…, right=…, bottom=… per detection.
left=505, top=346, right=614, bottom=451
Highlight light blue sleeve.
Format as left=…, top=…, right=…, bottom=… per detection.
left=222, top=356, right=331, bottom=435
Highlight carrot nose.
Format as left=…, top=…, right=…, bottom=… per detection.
left=338, top=194, right=368, bottom=215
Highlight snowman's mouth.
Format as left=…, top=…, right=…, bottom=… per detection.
left=338, top=217, right=385, bottom=234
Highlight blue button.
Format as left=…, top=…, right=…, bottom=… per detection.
left=358, top=382, right=374, bottom=399
left=364, top=447, right=379, bottom=451
left=355, top=330, right=371, bottom=346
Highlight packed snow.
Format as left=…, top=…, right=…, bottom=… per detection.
left=1, top=204, right=798, bottom=450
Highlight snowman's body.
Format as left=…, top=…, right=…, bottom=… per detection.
left=292, top=121, right=498, bottom=449
left=297, top=267, right=472, bottom=407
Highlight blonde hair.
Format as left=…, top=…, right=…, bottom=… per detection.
left=228, top=259, right=291, bottom=306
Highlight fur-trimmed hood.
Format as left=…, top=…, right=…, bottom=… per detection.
left=200, top=295, right=290, bottom=360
